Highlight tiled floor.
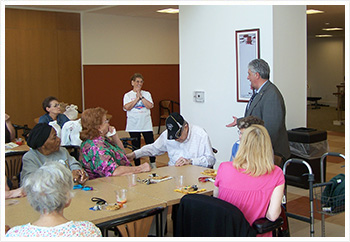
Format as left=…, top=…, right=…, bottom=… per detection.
left=285, top=131, right=345, bottom=237
left=128, top=131, right=346, bottom=238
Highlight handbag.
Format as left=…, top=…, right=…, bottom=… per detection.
left=64, top=104, right=79, bottom=120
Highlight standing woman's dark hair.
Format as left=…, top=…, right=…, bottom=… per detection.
left=130, top=73, right=144, bottom=82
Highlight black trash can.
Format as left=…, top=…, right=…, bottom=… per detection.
left=285, top=127, right=328, bottom=189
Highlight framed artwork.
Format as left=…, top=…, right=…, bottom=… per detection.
left=235, top=28, right=260, bottom=102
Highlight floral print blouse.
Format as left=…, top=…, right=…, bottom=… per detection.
left=80, top=136, right=131, bottom=179
left=6, top=221, right=102, bottom=237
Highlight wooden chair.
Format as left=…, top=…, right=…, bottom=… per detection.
left=116, top=216, right=154, bottom=237
left=5, top=151, right=27, bottom=189
left=12, top=124, right=31, bottom=141
left=157, top=100, right=179, bottom=134
left=101, top=206, right=164, bottom=237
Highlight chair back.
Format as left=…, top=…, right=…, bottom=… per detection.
left=159, top=100, right=172, bottom=118
left=158, top=100, right=179, bottom=134
left=175, top=194, right=257, bottom=237
left=5, top=151, right=27, bottom=189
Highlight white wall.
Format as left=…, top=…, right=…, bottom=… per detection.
left=307, top=37, right=345, bottom=107
left=273, top=5, right=307, bottom=129
left=179, top=5, right=307, bottom=168
left=82, top=13, right=179, bottom=64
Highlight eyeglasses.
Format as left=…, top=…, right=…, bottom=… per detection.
left=51, top=103, right=60, bottom=108
left=169, top=115, right=183, bottom=139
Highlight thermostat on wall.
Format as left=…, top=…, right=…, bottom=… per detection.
left=194, top=91, right=205, bottom=103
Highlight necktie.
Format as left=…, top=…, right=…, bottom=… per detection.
left=247, top=91, right=257, bottom=109
left=245, top=91, right=257, bottom=115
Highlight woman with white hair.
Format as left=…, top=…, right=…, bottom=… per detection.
left=6, top=162, right=101, bottom=237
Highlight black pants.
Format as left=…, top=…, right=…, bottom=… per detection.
left=129, top=131, right=156, bottom=166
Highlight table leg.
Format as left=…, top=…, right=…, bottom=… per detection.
left=155, top=209, right=163, bottom=236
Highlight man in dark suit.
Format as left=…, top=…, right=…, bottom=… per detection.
left=227, top=59, right=290, bottom=166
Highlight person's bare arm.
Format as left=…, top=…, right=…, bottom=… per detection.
left=266, top=184, right=284, bottom=221
left=112, top=162, right=151, bottom=176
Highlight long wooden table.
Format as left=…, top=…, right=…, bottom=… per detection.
left=98, top=165, right=215, bottom=206
left=5, top=165, right=215, bottom=236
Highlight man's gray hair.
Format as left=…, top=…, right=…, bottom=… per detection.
left=22, top=161, right=74, bottom=214
left=248, top=59, right=270, bottom=80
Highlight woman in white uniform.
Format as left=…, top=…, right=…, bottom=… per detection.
left=123, top=73, right=156, bottom=168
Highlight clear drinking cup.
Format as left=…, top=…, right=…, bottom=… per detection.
left=127, top=174, right=137, bottom=187
left=115, top=189, right=127, bottom=204
left=176, top=175, right=184, bottom=188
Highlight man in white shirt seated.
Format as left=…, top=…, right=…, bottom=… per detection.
left=126, top=112, right=216, bottom=168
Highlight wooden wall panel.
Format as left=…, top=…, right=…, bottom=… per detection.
left=5, top=9, right=82, bottom=129
left=83, top=65, right=180, bottom=131
left=57, top=30, right=82, bottom=108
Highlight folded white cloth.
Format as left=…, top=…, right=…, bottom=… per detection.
left=61, top=119, right=82, bottom=146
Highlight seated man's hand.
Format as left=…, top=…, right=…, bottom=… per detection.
left=126, top=152, right=136, bottom=161
left=72, top=169, right=89, bottom=185
left=175, top=157, right=192, bottom=167
left=139, top=162, right=151, bottom=172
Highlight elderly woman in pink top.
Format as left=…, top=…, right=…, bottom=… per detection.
left=214, top=124, right=285, bottom=237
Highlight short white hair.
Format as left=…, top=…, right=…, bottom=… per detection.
left=22, top=161, right=74, bottom=214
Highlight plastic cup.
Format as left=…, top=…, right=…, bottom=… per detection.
left=176, top=175, right=184, bottom=188
left=115, top=189, right=127, bottom=204
left=127, top=174, right=137, bottom=187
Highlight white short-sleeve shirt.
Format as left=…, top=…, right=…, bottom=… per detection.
left=123, top=90, right=153, bottom=132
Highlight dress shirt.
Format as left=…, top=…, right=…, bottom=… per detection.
left=134, top=123, right=216, bottom=168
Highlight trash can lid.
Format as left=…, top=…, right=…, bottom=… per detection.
left=287, top=127, right=327, bottom=143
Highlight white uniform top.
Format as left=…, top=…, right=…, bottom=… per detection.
left=134, top=123, right=216, bottom=168
left=123, top=90, right=154, bottom=132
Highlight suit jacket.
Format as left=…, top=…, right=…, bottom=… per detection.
left=244, top=80, right=290, bottom=160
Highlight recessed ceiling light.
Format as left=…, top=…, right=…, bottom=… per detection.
left=306, top=9, right=325, bottom=15
left=316, top=34, right=333, bottom=38
left=157, top=8, right=179, bottom=14
left=322, top=27, right=343, bottom=31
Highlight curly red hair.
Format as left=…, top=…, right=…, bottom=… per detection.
left=80, top=107, right=107, bottom=141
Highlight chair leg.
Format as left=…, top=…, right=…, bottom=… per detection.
left=158, top=118, right=161, bottom=134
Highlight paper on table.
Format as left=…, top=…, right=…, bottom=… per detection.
left=5, top=142, right=19, bottom=149
left=150, top=176, right=173, bottom=183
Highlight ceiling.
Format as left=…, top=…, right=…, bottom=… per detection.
left=307, top=5, right=345, bottom=38
left=6, top=5, right=345, bottom=38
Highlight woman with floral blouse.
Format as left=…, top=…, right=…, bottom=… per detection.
left=79, top=107, right=151, bottom=179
